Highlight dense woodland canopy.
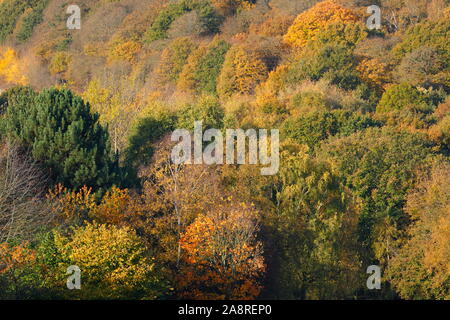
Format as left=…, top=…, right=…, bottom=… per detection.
left=0, top=0, right=449, bottom=300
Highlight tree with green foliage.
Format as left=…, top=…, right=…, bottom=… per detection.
left=392, top=15, right=450, bottom=61
left=16, top=0, right=48, bottom=42
left=315, top=22, right=367, bottom=49
left=282, top=110, right=382, bottom=150
left=377, top=83, right=426, bottom=113
left=144, top=0, right=223, bottom=43
left=4, top=87, right=121, bottom=192
left=263, top=150, right=361, bottom=299
left=176, top=94, right=224, bottom=130
left=286, top=44, right=362, bottom=91
left=0, top=0, right=48, bottom=43
left=178, top=38, right=230, bottom=94
left=319, top=127, right=438, bottom=266
left=0, top=86, right=36, bottom=137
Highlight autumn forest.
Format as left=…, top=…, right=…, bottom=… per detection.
left=0, top=0, right=449, bottom=300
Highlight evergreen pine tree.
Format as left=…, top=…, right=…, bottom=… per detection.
left=4, top=87, right=121, bottom=191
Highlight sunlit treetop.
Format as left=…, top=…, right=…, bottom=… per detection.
left=283, top=0, right=360, bottom=48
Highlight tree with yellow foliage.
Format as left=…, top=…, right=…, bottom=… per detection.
left=54, top=222, right=167, bottom=299
left=47, top=184, right=154, bottom=252
left=283, top=0, right=360, bottom=48
left=0, top=48, right=27, bottom=85
left=49, top=52, right=71, bottom=76
left=83, top=77, right=138, bottom=152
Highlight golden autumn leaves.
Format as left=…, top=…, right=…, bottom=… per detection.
left=283, top=0, right=360, bottom=48
left=54, top=223, right=157, bottom=299
left=0, top=48, right=27, bottom=85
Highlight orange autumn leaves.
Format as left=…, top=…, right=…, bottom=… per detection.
left=47, top=181, right=266, bottom=300
left=356, top=57, right=392, bottom=92
left=387, top=163, right=450, bottom=299
left=178, top=202, right=265, bottom=300
left=217, top=45, right=268, bottom=98
left=0, top=242, right=36, bottom=275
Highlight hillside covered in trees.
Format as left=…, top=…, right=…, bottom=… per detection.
left=0, top=0, right=449, bottom=300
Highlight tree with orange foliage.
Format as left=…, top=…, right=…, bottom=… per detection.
left=0, top=242, right=38, bottom=299
left=47, top=184, right=96, bottom=227
left=135, top=135, right=224, bottom=268
left=90, top=187, right=132, bottom=225
left=387, top=163, right=450, bottom=300
left=107, top=37, right=142, bottom=64
left=178, top=201, right=265, bottom=299
left=356, top=57, right=392, bottom=93
left=283, top=0, right=360, bottom=48
left=217, top=45, right=268, bottom=99
left=155, top=37, right=197, bottom=85
left=210, top=0, right=255, bottom=15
